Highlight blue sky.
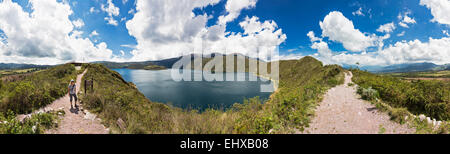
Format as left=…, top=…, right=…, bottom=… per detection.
left=68, top=0, right=138, bottom=58
left=0, top=0, right=449, bottom=65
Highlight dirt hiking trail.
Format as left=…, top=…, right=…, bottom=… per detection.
left=43, top=68, right=108, bottom=134
left=301, top=72, right=414, bottom=134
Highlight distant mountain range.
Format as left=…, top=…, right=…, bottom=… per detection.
left=98, top=55, right=450, bottom=73
left=0, top=63, right=51, bottom=70
left=2, top=56, right=449, bottom=74
left=343, top=62, right=450, bottom=73
left=94, top=53, right=258, bottom=70
left=94, top=56, right=182, bottom=70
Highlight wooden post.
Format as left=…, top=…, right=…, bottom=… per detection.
left=91, top=78, right=94, bottom=92
left=84, top=79, right=87, bottom=95
left=84, top=79, right=94, bottom=94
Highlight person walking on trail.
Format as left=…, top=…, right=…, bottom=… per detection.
left=68, top=79, right=77, bottom=108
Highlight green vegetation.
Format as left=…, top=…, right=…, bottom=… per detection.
left=0, top=64, right=77, bottom=134
left=0, top=110, right=59, bottom=134
left=360, top=95, right=449, bottom=134
left=386, top=70, right=450, bottom=78
left=351, top=69, right=450, bottom=121
left=143, top=65, right=167, bottom=70
left=356, top=86, right=449, bottom=133
left=378, top=125, right=386, bottom=134
left=0, top=64, right=77, bottom=114
left=0, top=68, right=40, bottom=76
left=0, top=68, right=46, bottom=83
left=412, top=117, right=449, bottom=134
left=98, top=61, right=168, bottom=70
left=80, top=56, right=344, bottom=134
left=358, top=87, right=380, bottom=101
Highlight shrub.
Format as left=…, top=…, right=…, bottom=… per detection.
left=83, top=94, right=103, bottom=112
left=254, top=114, right=274, bottom=134
left=359, top=87, right=379, bottom=101
left=0, top=110, right=57, bottom=134
left=389, top=107, right=410, bottom=124
left=351, top=69, right=450, bottom=121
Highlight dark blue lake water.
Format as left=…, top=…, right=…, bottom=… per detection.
left=113, top=69, right=273, bottom=110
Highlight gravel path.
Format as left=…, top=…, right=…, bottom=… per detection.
left=44, top=69, right=109, bottom=134
left=301, top=72, right=414, bottom=134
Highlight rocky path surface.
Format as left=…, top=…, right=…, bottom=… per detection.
left=43, top=69, right=109, bottom=134
left=301, top=72, right=414, bottom=134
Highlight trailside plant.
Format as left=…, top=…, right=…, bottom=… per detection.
left=351, top=69, right=450, bottom=121
left=0, top=110, right=58, bottom=134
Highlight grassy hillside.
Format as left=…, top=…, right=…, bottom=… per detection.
left=0, top=64, right=78, bottom=114
left=80, top=56, right=344, bottom=134
left=0, top=64, right=79, bottom=134
left=351, top=69, right=450, bottom=121
left=0, top=68, right=42, bottom=77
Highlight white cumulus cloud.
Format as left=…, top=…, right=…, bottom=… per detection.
left=377, top=22, right=396, bottom=33
left=90, top=30, right=99, bottom=37
left=218, top=0, right=258, bottom=25
left=89, top=7, right=99, bottom=13
left=444, top=30, right=450, bottom=36
left=312, top=37, right=450, bottom=66
left=101, top=0, right=120, bottom=26
left=352, top=7, right=364, bottom=16
left=126, top=0, right=286, bottom=61
left=398, top=12, right=416, bottom=28
left=309, top=11, right=450, bottom=66
left=420, top=0, right=450, bottom=25
left=307, top=31, right=321, bottom=42
left=105, top=16, right=118, bottom=26
left=319, top=11, right=380, bottom=52
left=72, top=18, right=85, bottom=28
left=0, top=0, right=113, bottom=65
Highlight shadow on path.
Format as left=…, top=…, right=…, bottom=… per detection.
left=70, top=106, right=79, bottom=114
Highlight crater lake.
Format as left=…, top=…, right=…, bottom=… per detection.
left=113, top=69, right=274, bottom=110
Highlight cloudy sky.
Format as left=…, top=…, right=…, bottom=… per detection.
left=0, top=0, right=449, bottom=66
